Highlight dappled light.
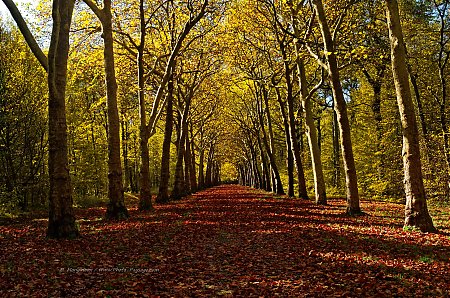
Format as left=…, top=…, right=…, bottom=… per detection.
left=2, top=185, right=450, bottom=296
left=1, top=0, right=450, bottom=295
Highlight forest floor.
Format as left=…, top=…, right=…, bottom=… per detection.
left=1, top=185, right=450, bottom=297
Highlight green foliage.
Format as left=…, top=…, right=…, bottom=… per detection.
left=0, top=22, right=48, bottom=214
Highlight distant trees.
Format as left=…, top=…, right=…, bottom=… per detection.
left=1, top=0, right=449, bottom=235
left=228, top=0, right=443, bottom=231
left=0, top=24, right=47, bottom=212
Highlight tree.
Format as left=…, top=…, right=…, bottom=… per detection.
left=311, top=0, right=361, bottom=214
left=2, top=0, right=79, bottom=238
left=82, top=0, right=129, bottom=219
left=0, top=23, right=47, bottom=212
left=385, top=0, right=436, bottom=232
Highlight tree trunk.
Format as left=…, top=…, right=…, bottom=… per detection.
left=286, top=75, right=308, bottom=199
left=332, top=109, right=341, bottom=188
left=172, top=108, right=188, bottom=200
left=184, top=131, right=194, bottom=193
left=260, top=83, right=284, bottom=194
left=103, top=9, right=128, bottom=218
left=188, top=126, right=197, bottom=191
left=83, top=0, right=128, bottom=218
left=385, top=0, right=436, bottom=232
left=313, top=0, right=361, bottom=214
left=136, top=0, right=152, bottom=210
left=248, top=138, right=262, bottom=189
left=156, top=78, right=174, bottom=204
left=276, top=32, right=309, bottom=198
left=297, top=59, right=327, bottom=204
left=198, top=140, right=205, bottom=189
left=46, top=0, right=79, bottom=238
left=276, top=89, right=295, bottom=197
left=256, top=132, right=271, bottom=191
left=121, top=119, right=130, bottom=191
left=205, top=143, right=214, bottom=187
left=285, top=118, right=295, bottom=197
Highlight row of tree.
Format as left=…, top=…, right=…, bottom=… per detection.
left=226, top=0, right=448, bottom=232
left=1, top=0, right=230, bottom=238
left=0, top=0, right=448, bottom=237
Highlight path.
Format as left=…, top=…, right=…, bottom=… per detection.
left=1, top=185, right=450, bottom=296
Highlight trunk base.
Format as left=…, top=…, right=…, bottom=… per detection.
left=138, top=191, right=153, bottom=211
left=346, top=207, right=364, bottom=216
left=276, top=189, right=285, bottom=195
left=404, top=215, right=437, bottom=233
left=315, top=194, right=327, bottom=205
left=139, top=198, right=154, bottom=211
left=47, top=216, right=79, bottom=239
left=105, top=204, right=129, bottom=220
left=171, top=191, right=186, bottom=201
left=155, top=193, right=170, bottom=204
left=299, top=194, right=310, bottom=200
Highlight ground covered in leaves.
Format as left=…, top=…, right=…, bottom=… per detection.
left=1, top=185, right=450, bottom=297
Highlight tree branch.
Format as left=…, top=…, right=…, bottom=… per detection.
left=2, top=0, right=48, bottom=71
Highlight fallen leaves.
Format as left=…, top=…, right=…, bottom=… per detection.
left=1, top=185, right=449, bottom=296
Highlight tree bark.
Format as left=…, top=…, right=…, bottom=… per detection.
left=184, top=131, right=193, bottom=193
left=171, top=96, right=191, bottom=200
left=297, top=59, right=327, bottom=204
left=156, top=78, right=174, bottom=204
left=136, top=0, right=152, bottom=210
left=313, top=0, right=361, bottom=214
left=286, top=74, right=308, bottom=199
left=276, top=89, right=295, bottom=197
left=188, top=126, right=198, bottom=191
left=205, top=142, right=214, bottom=187
left=4, top=0, right=79, bottom=238
left=259, top=83, right=284, bottom=194
left=102, top=0, right=128, bottom=219
left=385, top=0, right=436, bottom=232
left=256, top=132, right=271, bottom=191
left=83, top=0, right=128, bottom=218
left=198, top=130, right=205, bottom=190
left=46, top=0, right=79, bottom=238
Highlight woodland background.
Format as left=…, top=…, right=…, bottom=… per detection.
left=0, top=0, right=449, bottom=220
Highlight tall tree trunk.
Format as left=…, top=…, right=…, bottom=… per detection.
left=121, top=119, right=130, bottom=191
left=276, top=89, right=295, bottom=197
left=297, top=59, right=327, bottom=204
left=248, top=139, right=262, bottom=189
left=332, top=109, right=341, bottom=188
left=198, top=134, right=205, bottom=190
left=156, top=78, right=174, bottom=204
left=172, top=108, right=188, bottom=200
left=135, top=0, right=153, bottom=210
left=260, top=83, right=284, bottom=194
left=313, top=0, right=361, bottom=214
left=46, top=0, right=79, bottom=238
left=103, top=1, right=128, bottom=219
left=436, top=1, right=450, bottom=193
left=385, top=0, right=436, bottom=232
left=184, top=131, right=194, bottom=193
left=205, top=143, right=214, bottom=187
left=275, top=18, right=308, bottom=198
left=286, top=75, right=308, bottom=199
left=83, top=0, right=128, bottom=218
left=256, top=133, right=271, bottom=191
left=188, top=126, right=197, bottom=191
